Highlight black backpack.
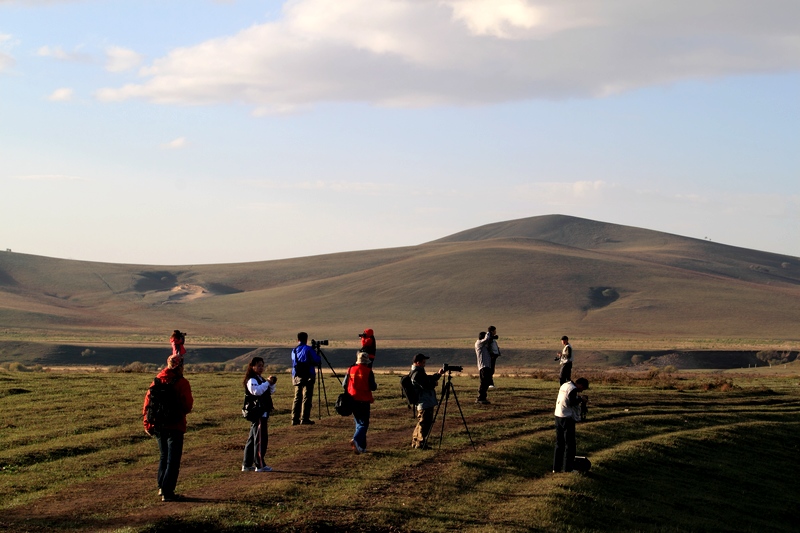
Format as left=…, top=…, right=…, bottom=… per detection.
left=144, top=376, right=183, bottom=429
left=400, top=371, right=419, bottom=408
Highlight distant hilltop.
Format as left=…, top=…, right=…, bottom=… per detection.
left=0, top=214, right=798, bottom=346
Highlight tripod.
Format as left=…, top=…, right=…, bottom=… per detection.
left=426, top=370, right=477, bottom=450
left=313, top=343, right=342, bottom=419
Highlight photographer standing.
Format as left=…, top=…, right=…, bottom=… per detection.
left=170, top=330, right=186, bottom=356
left=342, top=352, right=377, bottom=454
left=556, top=336, right=573, bottom=385
left=142, top=354, right=193, bottom=501
left=359, top=328, right=377, bottom=367
left=291, top=332, right=321, bottom=426
left=474, top=331, right=493, bottom=404
left=410, top=353, right=445, bottom=449
left=553, top=377, right=589, bottom=473
left=242, top=357, right=277, bottom=472
left=487, top=326, right=501, bottom=389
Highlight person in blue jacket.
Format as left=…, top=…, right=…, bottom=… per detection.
left=291, top=331, right=322, bottom=425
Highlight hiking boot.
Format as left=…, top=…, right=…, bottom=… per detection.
left=300, top=419, right=315, bottom=425
left=349, top=439, right=361, bottom=455
left=161, top=493, right=182, bottom=502
left=476, top=399, right=490, bottom=405
left=242, top=465, right=257, bottom=471
left=256, top=465, right=273, bottom=472
left=291, top=420, right=300, bottom=426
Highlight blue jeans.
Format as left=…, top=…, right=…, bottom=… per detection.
left=351, top=401, right=371, bottom=452
left=155, top=429, right=184, bottom=496
left=243, top=414, right=269, bottom=468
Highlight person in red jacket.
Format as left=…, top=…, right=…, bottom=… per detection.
left=142, top=354, right=193, bottom=501
left=170, top=330, right=186, bottom=356
left=359, top=328, right=376, bottom=367
left=342, top=351, right=377, bottom=454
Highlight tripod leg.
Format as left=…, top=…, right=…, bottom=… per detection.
left=447, top=382, right=477, bottom=450
left=437, top=383, right=451, bottom=449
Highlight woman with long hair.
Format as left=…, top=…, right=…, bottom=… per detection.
left=242, top=357, right=276, bottom=472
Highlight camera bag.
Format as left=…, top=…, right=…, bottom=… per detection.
left=574, top=456, right=592, bottom=472
left=335, top=392, right=353, bottom=416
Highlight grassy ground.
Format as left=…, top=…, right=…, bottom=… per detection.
left=1, top=369, right=798, bottom=532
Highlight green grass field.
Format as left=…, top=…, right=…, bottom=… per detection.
left=1, top=369, right=798, bottom=532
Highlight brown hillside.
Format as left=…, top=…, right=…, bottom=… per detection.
left=0, top=215, right=798, bottom=348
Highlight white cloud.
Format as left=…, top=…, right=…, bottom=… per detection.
left=0, top=51, right=12, bottom=71
left=47, top=87, right=74, bottom=101
left=242, top=178, right=395, bottom=194
left=105, top=46, right=143, bottom=72
left=0, top=33, right=16, bottom=71
left=95, top=0, right=800, bottom=110
left=160, top=137, right=188, bottom=149
left=37, top=45, right=91, bottom=63
left=13, top=174, right=89, bottom=182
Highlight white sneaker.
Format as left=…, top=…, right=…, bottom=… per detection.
left=242, top=466, right=256, bottom=472
left=488, top=385, right=495, bottom=389
left=256, top=465, right=273, bottom=472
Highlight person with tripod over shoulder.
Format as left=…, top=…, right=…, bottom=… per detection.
left=291, top=332, right=321, bottom=426
left=409, top=353, right=444, bottom=449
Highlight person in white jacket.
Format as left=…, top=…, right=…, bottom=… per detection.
left=474, top=331, right=493, bottom=404
left=242, top=357, right=277, bottom=472
left=553, top=377, right=589, bottom=473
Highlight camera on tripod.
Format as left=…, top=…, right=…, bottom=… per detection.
left=311, top=339, right=328, bottom=349
left=441, top=363, right=463, bottom=373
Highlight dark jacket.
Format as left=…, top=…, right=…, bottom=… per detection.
left=410, top=365, right=441, bottom=410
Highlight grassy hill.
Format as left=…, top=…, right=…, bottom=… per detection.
left=1, top=215, right=798, bottom=353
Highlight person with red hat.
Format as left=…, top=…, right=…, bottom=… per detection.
left=359, top=328, right=376, bottom=367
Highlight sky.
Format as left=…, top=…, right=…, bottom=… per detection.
left=1, top=0, right=798, bottom=265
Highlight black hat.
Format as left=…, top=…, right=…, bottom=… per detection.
left=412, top=353, right=429, bottom=364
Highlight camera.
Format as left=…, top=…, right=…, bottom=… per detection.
left=358, top=333, right=366, bottom=339
left=579, top=395, right=589, bottom=420
left=311, top=339, right=328, bottom=349
left=441, top=363, right=463, bottom=373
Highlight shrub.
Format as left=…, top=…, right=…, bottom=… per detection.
left=8, top=362, right=30, bottom=372
left=81, top=349, right=96, bottom=357
left=630, top=354, right=645, bottom=365
left=112, top=362, right=158, bottom=373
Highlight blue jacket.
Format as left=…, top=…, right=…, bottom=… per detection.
left=291, top=343, right=321, bottom=378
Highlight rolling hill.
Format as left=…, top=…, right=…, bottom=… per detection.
left=1, top=215, right=798, bottom=352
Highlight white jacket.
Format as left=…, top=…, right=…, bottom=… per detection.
left=554, top=381, right=579, bottom=418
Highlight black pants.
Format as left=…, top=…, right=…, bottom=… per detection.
left=553, top=416, right=576, bottom=472
left=559, top=362, right=572, bottom=385
left=478, top=367, right=494, bottom=401
left=156, top=429, right=184, bottom=496
left=243, top=415, right=269, bottom=469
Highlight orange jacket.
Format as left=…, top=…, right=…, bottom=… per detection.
left=345, top=364, right=376, bottom=403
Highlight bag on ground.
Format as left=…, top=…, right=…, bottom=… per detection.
left=574, top=456, right=592, bottom=472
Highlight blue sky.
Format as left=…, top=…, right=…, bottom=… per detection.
left=1, top=0, right=798, bottom=264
